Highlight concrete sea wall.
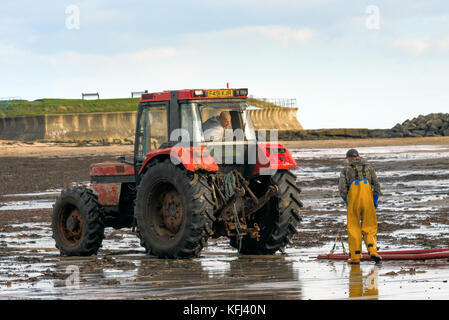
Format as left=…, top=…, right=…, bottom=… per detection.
left=249, top=108, right=303, bottom=131
left=0, top=112, right=137, bottom=141
left=0, top=116, right=46, bottom=141
left=0, top=108, right=304, bottom=142
left=44, top=112, right=137, bottom=141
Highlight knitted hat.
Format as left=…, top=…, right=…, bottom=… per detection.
left=346, top=149, right=359, bottom=158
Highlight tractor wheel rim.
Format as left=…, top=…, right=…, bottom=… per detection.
left=59, top=207, right=83, bottom=246
left=161, top=190, right=184, bottom=235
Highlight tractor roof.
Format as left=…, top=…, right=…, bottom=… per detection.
left=140, top=88, right=248, bottom=103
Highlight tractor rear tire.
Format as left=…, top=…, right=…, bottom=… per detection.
left=51, top=187, right=105, bottom=256
left=230, top=170, right=302, bottom=254
left=135, top=160, right=214, bottom=259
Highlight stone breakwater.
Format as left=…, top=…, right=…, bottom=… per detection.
left=277, top=128, right=387, bottom=140
left=278, top=113, right=449, bottom=141
left=386, top=113, right=449, bottom=138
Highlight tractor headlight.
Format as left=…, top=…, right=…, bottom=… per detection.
left=233, top=89, right=248, bottom=96
left=193, top=90, right=205, bottom=97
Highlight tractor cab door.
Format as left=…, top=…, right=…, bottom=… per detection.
left=134, top=101, right=169, bottom=180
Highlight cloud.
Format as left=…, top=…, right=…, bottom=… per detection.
left=252, top=26, right=315, bottom=44
left=393, top=36, right=449, bottom=55
left=0, top=44, right=177, bottom=77
left=436, top=37, right=449, bottom=52
left=42, top=48, right=177, bottom=67
left=0, top=44, right=179, bottom=98
left=393, top=38, right=431, bottom=55
left=183, top=25, right=315, bottom=46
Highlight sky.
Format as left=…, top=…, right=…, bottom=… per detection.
left=1, top=0, right=449, bottom=129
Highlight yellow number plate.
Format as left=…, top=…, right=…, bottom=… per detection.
left=208, top=89, right=233, bottom=98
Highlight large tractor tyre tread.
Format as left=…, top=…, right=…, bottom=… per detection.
left=51, top=187, right=105, bottom=256
left=135, top=160, right=214, bottom=259
left=231, top=170, right=302, bottom=255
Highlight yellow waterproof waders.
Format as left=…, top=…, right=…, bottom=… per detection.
left=347, top=178, right=379, bottom=263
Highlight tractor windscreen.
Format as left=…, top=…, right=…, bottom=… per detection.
left=180, top=100, right=256, bottom=143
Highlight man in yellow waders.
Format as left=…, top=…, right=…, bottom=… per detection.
left=339, top=149, right=382, bottom=265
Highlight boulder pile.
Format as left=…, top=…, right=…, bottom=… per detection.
left=387, top=113, right=449, bottom=137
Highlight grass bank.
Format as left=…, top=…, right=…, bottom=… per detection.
left=0, top=97, right=286, bottom=118
left=0, top=98, right=140, bottom=117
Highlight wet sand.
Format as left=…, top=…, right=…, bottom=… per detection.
left=1, top=136, right=448, bottom=158
left=282, top=136, right=449, bottom=149
left=0, top=137, right=449, bottom=300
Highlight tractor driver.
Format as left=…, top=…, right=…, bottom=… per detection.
left=202, top=111, right=231, bottom=141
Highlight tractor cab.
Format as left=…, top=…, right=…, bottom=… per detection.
left=134, top=88, right=265, bottom=178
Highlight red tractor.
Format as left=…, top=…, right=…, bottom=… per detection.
left=51, top=88, right=303, bottom=258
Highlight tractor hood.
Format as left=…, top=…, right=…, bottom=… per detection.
left=138, top=142, right=297, bottom=176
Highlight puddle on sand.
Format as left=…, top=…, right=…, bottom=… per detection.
left=0, top=184, right=88, bottom=211
left=2, top=191, right=61, bottom=198
left=0, top=199, right=55, bottom=211
left=290, top=145, right=449, bottom=162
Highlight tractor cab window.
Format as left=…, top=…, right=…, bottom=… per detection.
left=136, top=105, right=168, bottom=162
left=201, top=108, right=233, bottom=142
left=198, top=101, right=256, bottom=142
left=180, top=103, right=204, bottom=143
left=179, top=101, right=256, bottom=143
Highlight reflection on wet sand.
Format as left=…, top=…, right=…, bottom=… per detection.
left=0, top=249, right=302, bottom=299
left=349, top=264, right=379, bottom=300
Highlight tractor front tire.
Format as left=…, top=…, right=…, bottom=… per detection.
left=231, top=170, right=302, bottom=254
left=51, top=187, right=105, bottom=256
left=135, top=160, right=214, bottom=259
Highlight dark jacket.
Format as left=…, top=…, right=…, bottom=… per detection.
left=338, top=158, right=381, bottom=199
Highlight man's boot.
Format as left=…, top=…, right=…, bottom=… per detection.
left=370, top=253, right=382, bottom=264
left=347, top=252, right=361, bottom=265
left=347, top=258, right=360, bottom=265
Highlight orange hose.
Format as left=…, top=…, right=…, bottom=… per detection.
left=317, top=248, right=449, bottom=260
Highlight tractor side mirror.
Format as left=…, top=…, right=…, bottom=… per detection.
left=117, top=156, right=133, bottom=165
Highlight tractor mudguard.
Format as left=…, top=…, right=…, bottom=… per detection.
left=139, top=146, right=219, bottom=175
left=89, top=162, right=135, bottom=206
left=252, top=143, right=297, bottom=176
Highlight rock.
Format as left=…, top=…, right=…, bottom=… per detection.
left=433, top=119, right=444, bottom=129
left=389, top=131, right=404, bottom=138
left=411, top=129, right=425, bottom=136
left=416, top=115, right=426, bottom=125
left=402, top=129, right=413, bottom=137
left=388, top=113, right=449, bottom=138
left=425, top=131, right=439, bottom=137
left=407, top=122, right=417, bottom=129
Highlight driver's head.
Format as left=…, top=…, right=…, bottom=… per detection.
left=219, top=111, right=231, bottom=129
